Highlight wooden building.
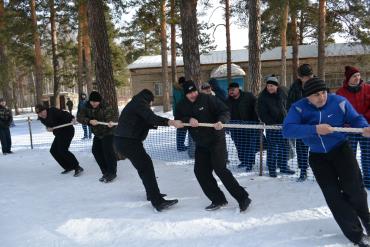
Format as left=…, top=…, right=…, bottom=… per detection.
left=127, top=43, right=370, bottom=105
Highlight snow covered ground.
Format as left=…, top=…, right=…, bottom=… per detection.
left=0, top=111, right=365, bottom=247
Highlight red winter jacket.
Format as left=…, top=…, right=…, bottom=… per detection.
left=336, top=80, right=370, bottom=123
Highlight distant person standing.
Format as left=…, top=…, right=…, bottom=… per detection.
left=287, top=64, right=314, bottom=182
left=35, top=104, right=84, bottom=176
left=226, top=82, right=259, bottom=171
left=66, top=98, right=73, bottom=114
left=78, top=93, right=92, bottom=139
left=0, top=98, right=13, bottom=155
left=200, top=82, right=215, bottom=95
left=77, top=91, right=117, bottom=183
left=337, top=66, right=370, bottom=189
left=114, top=89, right=182, bottom=212
left=173, top=76, right=188, bottom=151
left=257, top=76, right=294, bottom=177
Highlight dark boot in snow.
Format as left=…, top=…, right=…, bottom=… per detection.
left=74, top=167, right=84, bottom=177
left=239, top=197, right=252, bottom=213
left=205, top=201, right=228, bottom=211
left=147, top=193, right=167, bottom=201
left=154, top=199, right=178, bottom=212
left=61, top=169, right=73, bottom=174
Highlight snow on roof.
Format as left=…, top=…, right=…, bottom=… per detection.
left=127, top=43, right=370, bottom=70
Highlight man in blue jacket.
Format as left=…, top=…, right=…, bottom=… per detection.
left=283, top=77, right=370, bottom=247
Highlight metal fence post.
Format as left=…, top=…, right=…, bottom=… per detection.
left=259, top=127, right=264, bottom=176
left=28, top=117, right=33, bottom=149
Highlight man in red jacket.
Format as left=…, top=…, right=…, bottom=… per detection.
left=337, top=66, right=370, bottom=189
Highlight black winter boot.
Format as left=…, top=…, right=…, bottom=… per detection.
left=154, top=199, right=178, bottom=212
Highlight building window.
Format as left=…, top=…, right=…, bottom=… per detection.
left=154, top=82, right=163, bottom=96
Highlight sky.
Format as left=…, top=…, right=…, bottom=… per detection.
left=198, top=0, right=249, bottom=51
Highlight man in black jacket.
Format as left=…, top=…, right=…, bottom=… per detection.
left=287, top=64, right=314, bottom=181
left=35, top=104, right=83, bottom=176
left=0, top=98, right=13, bottom=155
left=257, top=76, right=294, bottom=177
left=77, top=91, right=117, bottom=183
left=175, top=80, right=251, bottom=212
left=114, top=89, right=182, bottom=212
left=226, top=82, right=259, bottom=171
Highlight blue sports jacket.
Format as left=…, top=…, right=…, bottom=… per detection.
left=283, top=94, right=368, bottom=153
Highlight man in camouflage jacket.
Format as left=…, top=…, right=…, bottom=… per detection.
left=77, top=91, right=118, bottom=183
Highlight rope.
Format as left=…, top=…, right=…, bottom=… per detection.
left=52, top=122, right=74, bottom=130
left=50, top=121, right=365, bottom=134
left=182, top=123, right=364, bottom=133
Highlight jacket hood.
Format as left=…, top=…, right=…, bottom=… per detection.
left=134, top=89, right=154, bottom=104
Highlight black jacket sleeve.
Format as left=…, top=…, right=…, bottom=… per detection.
left=137, top=102, right=169, bottom=127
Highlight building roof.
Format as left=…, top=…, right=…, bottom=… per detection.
left=127, top=43, right=370, bottom=70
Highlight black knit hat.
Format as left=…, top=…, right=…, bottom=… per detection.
left=183, top=80, right=198, bottom=95
left=303, top=77, right=327, bottom=97
left=228, top=82, right=240, bottom=89
left=35, top=104, right=47, bottom=113
left=89, top=91, right=102, bottom=102
left=298, top=64, right=313, bottom=77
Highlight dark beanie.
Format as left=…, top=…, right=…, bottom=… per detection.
left=228, top=82, right=240, bottom=89
left=183, top=80, right=198, bottom=95
left=298, top=64, right=313, bottom=77
left=265, top=76, right=279, bottom=86
left=345, top=66, right=360, bottom=83
left=89, top=91, right=102, bottom=102
left=303, top=77, right=327, bottom=97
left=178, top=76, right=186, bottom=85
left=35, top=103, right=47, bottom=113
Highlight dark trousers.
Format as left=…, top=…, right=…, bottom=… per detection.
left=113, top=137, right=163, bottom=206
left=266, top=129, right=289, bottom=175
left=229, top=128, right=259, bottom=169
left=82, top=125, right=92, bottom=138
left=194, top=138, right=249, bottom=204
left=50, top=128, right=79, bottom=171
left=349, top=134, right=370, bottom=188
left=176, top=128, right=188, bottom=151
left=92, top=135, right=117, bottom=176
left=0, top=127, right=11, bottom=153
left=309, top=141, right=370, bottom=244
left=296, top=139, right=309, bottom=172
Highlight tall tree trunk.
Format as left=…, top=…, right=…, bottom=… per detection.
left=248, top=0, right=262, bottom=96
left=170, top=0, right=177, bottom=87
left=299, top=11, right=304, bottom=44
left=318, top=0, right=326, bottom=79
left=30, top=0, right=43, bottom=104
left=291, top=10, right=299, bottom=81
left=180, top=0, right=201, bottom=87
left=280, top=0, right=289, bottom=86
left=161, top=0, right=170, bottom=112
left=86, top=0, right=118, bottom=119
left=0, top=0, right=10, bottom=102
left=81, top=0, right=93, bottom=94
left=12, top=62, right=19, bottom=115
left=50, top=0, right=59, bottom=108
left=76, top=0, right=84, bottom=95
left=225, top=0, right=232, bottom=85
left=77, top=14, right=84, bottom=96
